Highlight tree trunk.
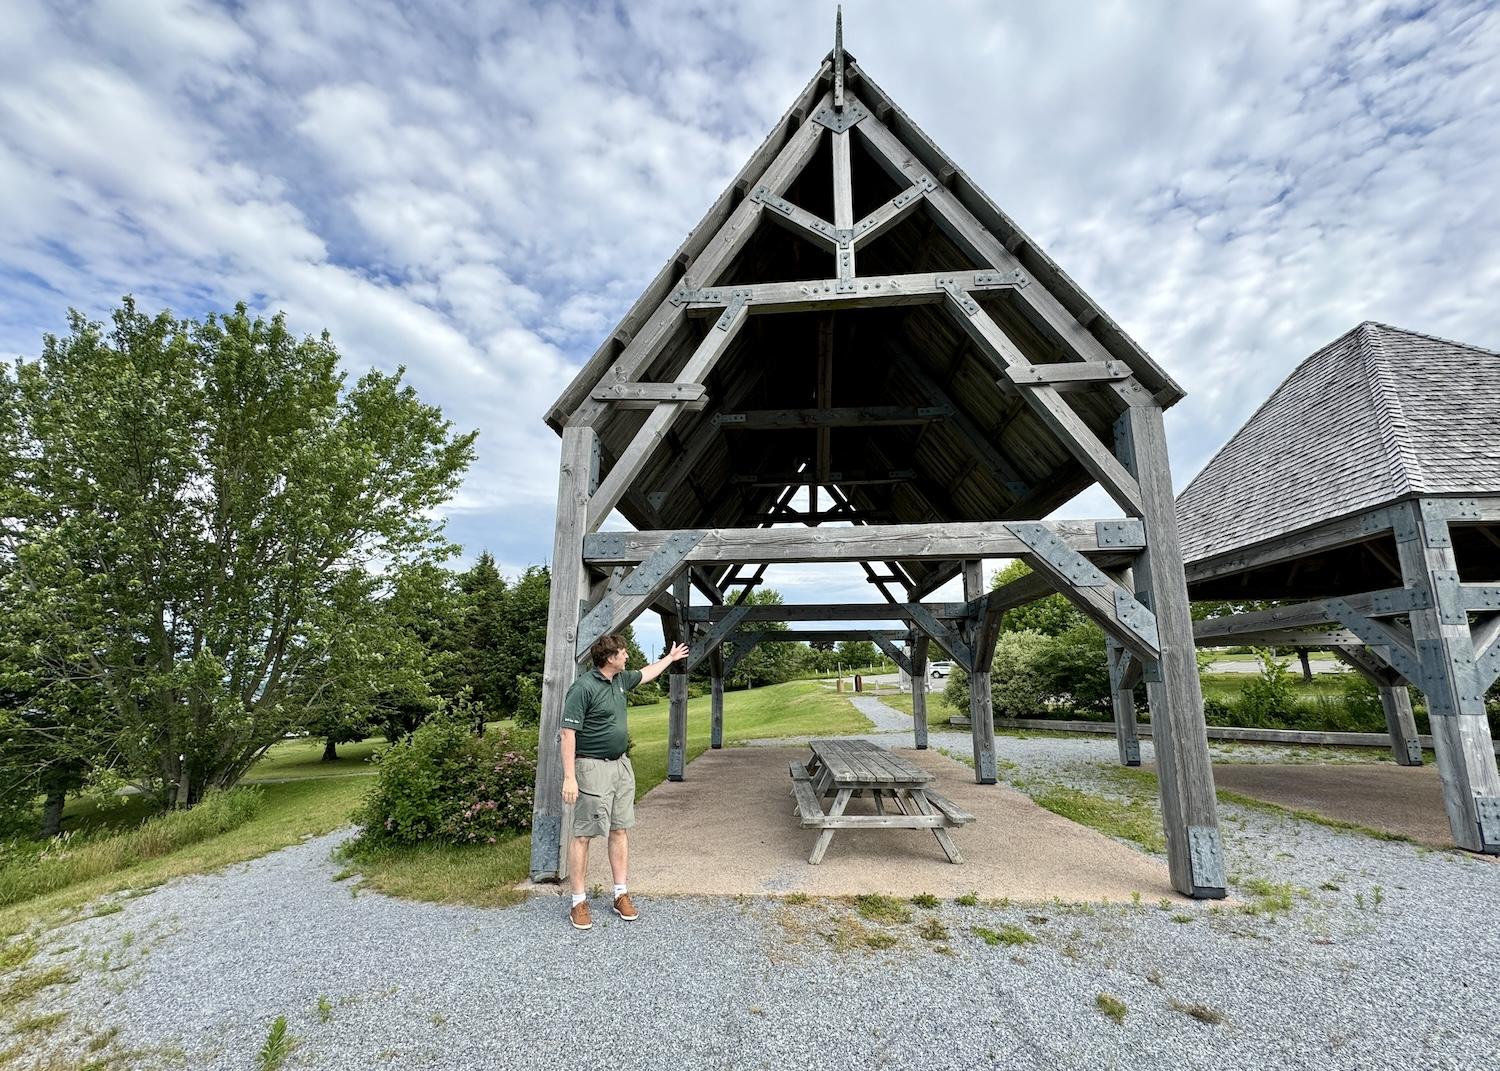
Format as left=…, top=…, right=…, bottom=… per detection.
left=322, top=738, right=339, bottom=762
left=41, top=787, right=66, bottom=838
left=1298, top=649, right=1313, bottom=683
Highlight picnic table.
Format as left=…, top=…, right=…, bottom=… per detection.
left=789, top=738, right=974, bottom=864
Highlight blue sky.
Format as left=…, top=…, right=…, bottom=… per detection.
left=3, top=0, right=1497, bottom=657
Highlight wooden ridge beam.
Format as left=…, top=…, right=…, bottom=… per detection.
left=686, top=602, right=969, bottom=622
left=736, top=629, right=912, bottom=643
left=680, top=268, right=1026, bottom=315
left=714, top=405, right=952, bottom=429
left=583, top=519, right=1145, bottom=567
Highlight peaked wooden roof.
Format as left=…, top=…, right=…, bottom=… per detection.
left=1177, top=321, right=1500, bottom=566
left=544, top=50, right=1185, bottom=594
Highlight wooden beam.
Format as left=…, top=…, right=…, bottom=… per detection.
left=589, top=382, right=708, bottom=409
left=964, top=561, right=998, bottom=784
left=910, top=633, right=931, bottom=749
left=1005, top=360, right=1132, bottom=387
left=851, top=177, right=934, bottom=246
left=1183, top=505, right=1393, bottom=584
left=873, top=637, right=912, bottom=675
left=681, top=268, right=1026, bottom=315
left=1192, top=586, right=1431, bottom=642
left=685, top=605, right=750, bottom=672
left=732, top=469, right=916, bottom=487
left=686, top=602, right=968, bottom=622
left=709, top=647, right=725, bottom=749
left=714, top=405, right=952, bottom=429
left=893, top=350, right=1034, bottom=496
left=583, top=519, right=1144, bottom=567
left=816, top=313, right=834, bottom=486
left=1197, top=627, right=1365, bottom=648
left=737, top=629, right=912, bottom=643
left=1106, top=636, right=1143, bottom=767
left=832, top=128, right=855, bottom=280
left=587, top=301, right=751, bottom=531
left=1116, top=405, right=1226, bottom=898
left=751, top=185, right=840, bottom=252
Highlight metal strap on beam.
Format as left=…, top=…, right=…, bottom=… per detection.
left=575, top=531, right=705, bottom=660
left=1323, top=599, right=1422, bottom=683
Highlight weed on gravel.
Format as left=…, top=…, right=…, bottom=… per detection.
left=916, top=918, right=950, bottom=943
left=257, top=1015, right=294, bottom=1071
left=851, top=894, right=910, bottom=924
left=1095, top=993, right=1127, bottom=1024
left=1030, top=784, right=1165, bottom=853
left=0, top=963, right=75, bottom=1010
left=909, top=892, right=939, bottom=909
left=972, top=924, right=1035, bottom=947
left=1170, top=996, right=1226, bottom=1024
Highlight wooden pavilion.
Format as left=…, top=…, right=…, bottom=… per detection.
left=530, top=18, right=1227, bottom=898
left=1172, top=322, right=1500, bottom=853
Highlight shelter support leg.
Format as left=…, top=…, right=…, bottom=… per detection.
left=1106, top=636, right=1143, bottom=767
left=911, top=633, right=930, bottom=750
left=1117, top=406, right=1226, bottom=898
left=710, top=648, right=725, bottom=749
left=531, top=426, right=596, bottom=882
left=1379, top=686, right=1423, bottom=767
left=1395, top=501, right=1500, bottom=853
left=665, top=573, right=690, bottom=782
left=964, top=561, right=998, bottom=783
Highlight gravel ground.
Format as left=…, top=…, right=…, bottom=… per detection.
left=10, top=725, right=1500, bottom=1071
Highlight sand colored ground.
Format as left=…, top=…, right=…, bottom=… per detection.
left=567, top=746, right=1182, bottom=903
left=1205, top=761, right=1464, bottom=846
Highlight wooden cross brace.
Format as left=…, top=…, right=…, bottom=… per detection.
left=574, top=532, right=704, bottom=662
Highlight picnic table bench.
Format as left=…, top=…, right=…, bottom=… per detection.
left=789, top=738, right=974, bottom=864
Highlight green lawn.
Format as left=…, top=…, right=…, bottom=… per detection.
left=880, top=689, right=964, bottom=723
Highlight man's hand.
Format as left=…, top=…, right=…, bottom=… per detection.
left=666, top=641, right=689, bottom=662
left=639, top=641, right=692, bottom=685
left=562, top=776, right=578, bottom=804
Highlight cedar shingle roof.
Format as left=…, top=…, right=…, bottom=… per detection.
left=1176, top=322, right=1500, bottom=565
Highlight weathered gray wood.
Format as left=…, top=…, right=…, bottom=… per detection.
left=666, top=572, right=690, bottom=782
left=945, top=300, right=1144, bottom=516
left=583, top=519, right=1144, bottom=567
left=687, top=602, right=969, bottom=622
left=903, top=601, right=974, bottom=673
left=1005, top=360, right=1132, bottom=386
left=832, top=128, right=855, bottom=280
left=1183, top=505, right=1392, bottom=583
left=808, top=788, right=852, bottom=863
left=1331, top=647, right=1422, bottom=766
left=530, top=426, right=595, bottom=882
left=873, top=637, right=912, bottom=675
left=1192, top=587, right=1430, bottom=641
left=752, top=185, right=841, bottom=252
left=851, top=178, right=932, bottom=246
left=1117, top=405, right=1226, bottom=898
left=732, top=469, right=916, bottom=487
left=710, top=647, right=725, bottom=750
left=681, top=268, right=1025, bottom=315
left=1016, top=544, right=1162, bottom=664
left=911, top=633, right=931, bottom=750
left=587, top=300, right=751, bottom=530
left=791, top=776, right=826, bottom=826
left=1393, top=500, right=1500, bottom=852
left=909, top=791, right=965, bottom=863
left=733, top=629, right=911, bottom=643
left=588, top=382, right=709, bottom=410
left=920, top=789, right=976, bottom=825
left=1106, top=634, right=1143, bottom=767
left=964, top=561, right=999, bottom=784
left=686, top=604, right=750, bottom=671
left=1196, top=626, right=1366, bottom=648
left=968, top=717, right=1498, bottom=753
left=715, top=405, right=950, bottom=429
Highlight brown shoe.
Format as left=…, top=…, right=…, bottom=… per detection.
left=569, top=900, right=592, bottom=930
left=613, top=893, right=638, bottom=921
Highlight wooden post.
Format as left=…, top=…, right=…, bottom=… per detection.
left=1106, top=636, right=1143, bottom=767
left=1393, top=499, right=1500, bottom=852
left=964, top=560, right=998, bottom=783
left=666, top=572, right=690, bottom=781
left=1379, top=685, right=1423, bottom=767
left=710, top=646, right=725, bottom=749
left=530, top=426, right=595, bottom=882
left=910, top=633, right=930, bottom=749
left=1116, top=406, right=1226, bottom=898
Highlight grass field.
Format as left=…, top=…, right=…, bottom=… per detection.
left=3, top=679, right=875, bottom=923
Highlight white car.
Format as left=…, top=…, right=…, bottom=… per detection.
left=928, top=660, right=953, bottom=680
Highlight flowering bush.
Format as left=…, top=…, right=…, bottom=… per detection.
left=357, top=700, right=536, bottom=847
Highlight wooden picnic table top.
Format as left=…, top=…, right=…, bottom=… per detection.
left=806, top=738, right=933, bottom=787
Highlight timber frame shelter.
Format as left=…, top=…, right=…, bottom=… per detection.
left=1173, top=323, right=1500, bottom=854
left=530, top=15, right=1228, bottom=898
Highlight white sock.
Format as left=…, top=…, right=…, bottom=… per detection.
left=613, top=884, right=628, bottom=899
left=571, top=893, right=586, bottom=907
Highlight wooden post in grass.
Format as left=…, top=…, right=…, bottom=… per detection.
left=910, top=632, right=930, bottom=749
left=666, top=572, right=691, bottom=781
left=710, top=646, right=725, bottom=749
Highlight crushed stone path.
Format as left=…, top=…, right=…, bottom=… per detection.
left=13, top=734, right=1500, bottom=1071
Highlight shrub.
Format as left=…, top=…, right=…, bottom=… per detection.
left=513, top=674, right=541, bottom=728
left=943, top=666, right=971, bottom=712
left=1042, top=623, right=1112, bottom=717
left=990, top=630, right=1053, bottom=717
left=1201, top=695, right=1235, bottom=726
left=357, top=699, right=536, bottom=847
left=1235, top=649, right=1299, bottom=727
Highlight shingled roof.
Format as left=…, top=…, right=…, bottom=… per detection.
left=1177, top=321, right=1500, bottom=566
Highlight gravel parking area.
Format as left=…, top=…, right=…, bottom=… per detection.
left=9, top=730, right=1499, bottom=1070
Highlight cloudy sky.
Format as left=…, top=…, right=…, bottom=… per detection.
left=3, top=0, right=1497, bottom=655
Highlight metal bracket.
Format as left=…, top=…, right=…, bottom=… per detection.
left=575, top=531, right=706, bottom=658
left=935, top=277, right=979, bottom=317
left=1429, top=498, right=1484, bottom=522
left=584, top=532, right=626, bottom=561
left=1417, top=639, right=1483, bottom=715
left=1140, top=659, right=1163, bottom=684
left=811, top=100, right=869, bottom=132
left=1464, top=586, right=1500, bottom=612
left=973, top=270, right=1029, bottom=289
left=1123, top=740, right=1141, bottom=765
left=669, top=286, right=726, bottom=308
left=1357, top=507, right=1392, bottom=536
left=528, top=815, right=562, bottom=878
left=1390, top=503, right=1420, bottom=544
left=646, top=490, right=669, bottom=512
left=1418, top=499, right=1454, bottom=547
left=1431, top=569, right=1467, bottom=625
left=1113, top=588, right=1161, bottom=651
left=835, top=276, right=857, bottom=294
left=1476, top=796, right=1500, bottom=852
left=1187, top=826, right=1226, bottom=891
left=1009, top=522, right=1108, bottom=587
left=1368, top=587, right=1430, bottom=615
left=1095, top=519, right=1147, bottom=549
left=1405, top=739, right=1424, bottom=765
left=715, top=289, right=752, bottom=331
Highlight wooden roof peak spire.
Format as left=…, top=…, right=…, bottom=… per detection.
left=833, top=5, right=846, bottom=111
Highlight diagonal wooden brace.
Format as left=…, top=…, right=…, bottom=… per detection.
left=904, top=602, right=974, bottom=673
left=686, top=604, right=750, bottom=672
left=575, top=532, right=705, bottom=661
left=1323, top=599, right=1422, bottom=682
left=873, top=636, right=912, bottom=676
left=1009, top=522, right=1160, bottom=663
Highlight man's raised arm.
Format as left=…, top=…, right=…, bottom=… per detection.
left=637, top=642, right=690, bottom=685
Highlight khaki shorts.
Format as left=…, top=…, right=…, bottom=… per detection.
left=572, top=755, right=636, bottom=839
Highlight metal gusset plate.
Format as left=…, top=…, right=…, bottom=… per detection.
left=1095, top=519, right=1147, bottom=548
left=1476, top=796, right=1500, bottom=852
left=1187, top=826, right=1226, bottom=891
left=972, top=270, right=1029, bottom=289
left=1113, top=588, right=1161, bottom=652
left=1431, top=570, right=1467, bottom=625
left=811, top=100, right=869, bottom=132
left=1368, top=587, right=1429, bottom=615
left=715, top=289, right=752, bottom=332
left=1009, top=522, right=1109, bottom=587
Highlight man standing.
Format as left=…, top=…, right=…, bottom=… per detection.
left=561, top=633, right=689, bottom=930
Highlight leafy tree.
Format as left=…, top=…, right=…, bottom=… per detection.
left=725, top=589, right=798, bottom=687
left=834, top=640, right=878, bottom=670
left=992, top=560, right=1083, bottom=636
left=0, top=298, right=475, bottom=810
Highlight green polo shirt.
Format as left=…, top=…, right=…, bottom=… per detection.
left=561, top=667, right=642, bottom=759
